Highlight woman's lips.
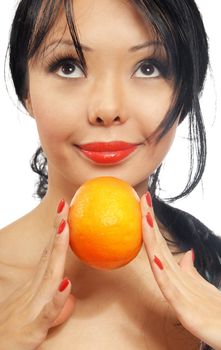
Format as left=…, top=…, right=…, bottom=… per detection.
left=76, top=141, right=138, bottom=164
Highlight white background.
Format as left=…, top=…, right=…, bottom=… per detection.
left=0, top=1, right=220, bottom=235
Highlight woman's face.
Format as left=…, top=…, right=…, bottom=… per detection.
left=26, top=0, right=178, bottom=196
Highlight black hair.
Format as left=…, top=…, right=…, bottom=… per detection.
left=8, top=2, right=221, bottom=348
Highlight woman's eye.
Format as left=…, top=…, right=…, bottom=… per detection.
left=134, top=62, right=160, bottom=78
left=56, top=61, right=85, bottom=78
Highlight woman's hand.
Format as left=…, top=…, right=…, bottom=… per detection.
left=0, top=200, right=75, bottom=350
left=141, top=192, right=221, bottom=350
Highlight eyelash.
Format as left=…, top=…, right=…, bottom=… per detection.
left=47, top=55, right=86, bottom=76
left=135, top=57, right=170, bottom=78
left=46, top=54, right=170, bottom=79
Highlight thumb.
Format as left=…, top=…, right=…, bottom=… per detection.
left=51, top=294, right=76, bottom=328
left=179, top=249, right=194, bottom=271
left=179, top=249, right=202, bottom=279
left=179, top=250, right=214, bottom=286
left=179, top=250, right=200, bottom=278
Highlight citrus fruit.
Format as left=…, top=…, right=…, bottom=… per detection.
left=68, top=176, right=142, bottom=269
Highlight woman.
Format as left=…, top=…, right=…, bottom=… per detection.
left=0, top=0, right=220, bottom=349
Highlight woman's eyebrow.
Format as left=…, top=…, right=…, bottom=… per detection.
left=129, top=40, right=163, bottom=52
left=41, top=39, right=163, bottom=55
left=42, top=40, right=93, bottom=53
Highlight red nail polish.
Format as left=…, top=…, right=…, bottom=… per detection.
left=57, top=219, right=66, bottom=234
left=59, top=278, right=69, bottom=292
left=146, top=192, right=152, bottom=208
left=146, top=212, right=154, bottom=228
left=57, top=199, right=65, bottom=214
left=191, top=249, right=195, bottom=263
left=154, top=255, right=164, bottom=270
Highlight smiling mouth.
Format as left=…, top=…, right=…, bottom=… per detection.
left=76, top=141, right=139, bottom=164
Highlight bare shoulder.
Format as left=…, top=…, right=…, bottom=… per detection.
left=0, top=211, right=38, bottom=266
left=0, top=209, right=45, bottom=300
left=0, top=217, right=28, bottom=300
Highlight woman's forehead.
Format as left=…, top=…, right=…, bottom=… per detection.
left=40, top=0, right=157, bottom=53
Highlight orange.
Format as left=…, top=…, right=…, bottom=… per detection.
left=68, top=176, right=142, bottom=269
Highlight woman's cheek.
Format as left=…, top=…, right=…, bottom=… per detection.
left=31, top=95, right=75, bottom=141
left=128, top=83, right=173, bottom=132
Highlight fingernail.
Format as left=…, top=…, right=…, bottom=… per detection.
left=154, top=255, right=164, bottom=270
left=59, top=278, right=69, bottom=292
left=146, top=212, right=154, bottom=228
left=146, top=191, right=152, bottom=208
left=191, top=248, right=195, bottom=263
left=57, top=219, right=66, bottom=234
left=57, top=199, right=65, bottom=214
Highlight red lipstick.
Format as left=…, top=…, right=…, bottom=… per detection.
left=77, top=141, right=138, bottom=164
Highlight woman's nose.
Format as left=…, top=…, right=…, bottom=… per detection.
left=89, top=113, right=122, bottom=126
left=87, top=78, right=127, bottom=127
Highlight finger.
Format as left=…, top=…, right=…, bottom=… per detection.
left=179, top=250, right=215, bottom=288
left=140, top=192, right=179, bottom=272
left=2, top=200, right=68, bottom=302
left=148, top=250, right=220, bottom=341
left=51, top=294, right=75, bottom=328
left=140, top=193, right=194, bottom=298
left=35, top=217, right=70, bottom=302
left=7, top=216, right=59, bottom=302
left=140, top=192, right=167, bottom=249
left=141, top=195, right=210, bottom=287
left=141, top=194, right=212, bottom=304
left=30, top=200, right=69, bottom=293
left=179, top=250, right=195, bottom=272
left=140, top=192, right=221, bottom=343
left=33, top=278, right=72, bottom=331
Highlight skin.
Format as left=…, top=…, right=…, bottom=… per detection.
left=0, top=0, right=220, bottom=349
